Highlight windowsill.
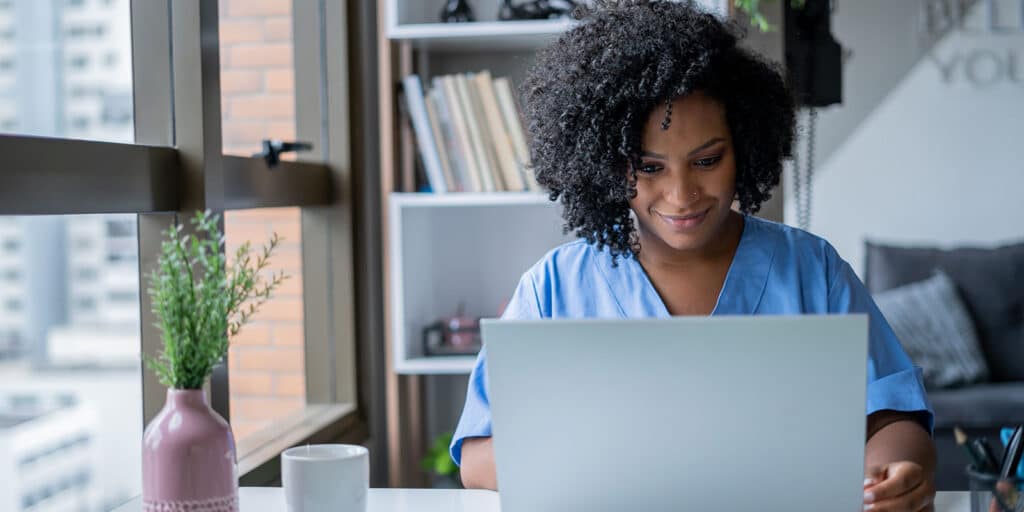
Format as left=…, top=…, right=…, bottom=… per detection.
left=236, top=402, right=358, bottom=477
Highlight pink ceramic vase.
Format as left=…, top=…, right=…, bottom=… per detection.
left=142, top=389, right=239, bottom=512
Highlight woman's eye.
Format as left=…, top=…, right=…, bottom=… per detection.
left=638, top=164, right=662, bottom=174
left=694, top=156, right=721, bottom=168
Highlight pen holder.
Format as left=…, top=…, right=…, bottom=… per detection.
left=968, top=465, right=1024, bottom=512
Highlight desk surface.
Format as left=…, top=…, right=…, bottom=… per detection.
left=114, top=488, right=970, bottom=511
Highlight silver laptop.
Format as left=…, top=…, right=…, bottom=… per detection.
left=483, top=315, right=868, bottom=512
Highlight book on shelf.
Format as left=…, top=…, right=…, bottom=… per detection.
left=428, top=85, right=459, bottom=188
left=401, top=71, right=536, bottom=194
left=435, top=75, right=481, bottom=192
left=493, top=77, right=540, bottom=192
left=401, top=75, right=448, bottom=193
left=455, top=74, right=497, bottom=192
left=473, top=71, right=525, bottom=192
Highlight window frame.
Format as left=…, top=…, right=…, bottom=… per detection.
left=0, top=0, right=366, bottom=486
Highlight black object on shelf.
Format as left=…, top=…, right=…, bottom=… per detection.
left=784, top=0, right=843, bottom=107
left=440, top=0, right=475, bottom=23
left=498, top=0, right=579, bottom=21
left=422, top=315, right=482, bottom=356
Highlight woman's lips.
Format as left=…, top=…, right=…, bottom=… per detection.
left=656, top=208, right=710, bottom=230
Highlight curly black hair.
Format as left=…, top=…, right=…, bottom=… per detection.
left=522, top=0, right=796, bottom=260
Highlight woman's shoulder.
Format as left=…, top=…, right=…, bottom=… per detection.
left=745, top=215, right=842, bottom=266
left=513, top=239, right=623, bottom=318
left=522, top=238, right=607, bottom=283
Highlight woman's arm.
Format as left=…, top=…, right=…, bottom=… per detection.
left=460, top=437, right=498, bottom=490
left=863, top=410, right=937, bottom=511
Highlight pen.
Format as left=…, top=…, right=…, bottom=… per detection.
left=956, top=427, right=987, bottom=470
left=972, top=437, right=1000, bottom=474
left=998, top=426, right=1023, bottom=481
left=1003, top=428, right=1016, bottom=447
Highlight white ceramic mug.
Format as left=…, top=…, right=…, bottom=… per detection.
left=282, top=444, right=369, bottom=512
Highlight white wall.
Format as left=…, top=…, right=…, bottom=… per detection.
left=788, top=0, right=1024, bottom=275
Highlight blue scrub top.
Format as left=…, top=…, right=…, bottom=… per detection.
left=450, top=215, right=933, bottom=465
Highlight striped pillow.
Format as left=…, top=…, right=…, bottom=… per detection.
left=874, top=270, right=989, bottom=389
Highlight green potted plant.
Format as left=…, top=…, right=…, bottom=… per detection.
left=141, top=210, right=286, bottom=512
left=422, top=432, right=461, bottom=488
left=734, top=0, right=806, bottom=32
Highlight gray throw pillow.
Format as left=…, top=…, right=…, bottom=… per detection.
left=874, top=271, right=989, bottom=389
left=864, top=240, right=1024, bottom=382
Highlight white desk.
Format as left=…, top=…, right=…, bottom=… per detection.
left=114, top=488, right=970, bottom=511
left=113, top=488, right=499, bottom=512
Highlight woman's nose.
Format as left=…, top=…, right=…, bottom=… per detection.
left=666, top=175, right=701, bottom=207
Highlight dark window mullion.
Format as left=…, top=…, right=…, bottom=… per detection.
left=221, top=156, right=333, bottom=210
left=0, top=135, right=177, bottom=216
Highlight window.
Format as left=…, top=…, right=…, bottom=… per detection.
left=107, top=291, right=136, bottom=303
left=105, top=252, right=133, bottom=263
left=68, top=55, right=88, bottom=69
left=101, top=91, right=132, bottom=124
left=218, top=0, right=304, bottom=441
left=0, top=215, right=142, bottom=511
left=2, top=0, right=362, bottom=493
left=219, top=0, right=296, bottom=158
left=105, top=218, right=134, bottom=238
left=10, top=394, right=37, bottom=409
left=225, top=208, right=306, bottom=442
left=216, top=0, right=348, bottom=454
left=0, top=0, right=132, bottom=143
left=75, top=296, right=97, bottom=311
left=66, top=26, right=88, bottom=38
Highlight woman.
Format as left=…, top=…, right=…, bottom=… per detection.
left=452, top=2, right=936, bottom=510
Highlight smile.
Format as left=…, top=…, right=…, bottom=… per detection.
left=655, top=208, right=710, bottom=231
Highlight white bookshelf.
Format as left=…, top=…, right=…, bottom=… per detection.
left=386, top=0, right=727, bottom=50
left=387, top=192, right=569, bottom=375
left=388, top=191, right=550, bottom=207
left=389, top=19, right=572, bottom=51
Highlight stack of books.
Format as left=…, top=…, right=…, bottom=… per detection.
left=401, top=72, right=540, bottom=194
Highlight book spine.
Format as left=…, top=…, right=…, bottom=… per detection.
left=428, top=83, right=466, bottom=192
left=474, top=71, right=525, bottom=192
left=424, top=88, right=457, bottom=192
left=401, top=75, right=447, bottom=193
left=455, top=74, right=497, bottom=192
left=441, top=75, right=483, bottom=192
left=493, top=77, right=539, bottom=192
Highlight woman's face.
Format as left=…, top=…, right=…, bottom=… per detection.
left=628, top=91, right=737, bottom=255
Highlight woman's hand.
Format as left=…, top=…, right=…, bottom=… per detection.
left=863, top=461, right=935, bottom=511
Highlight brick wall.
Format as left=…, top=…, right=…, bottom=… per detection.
left=219, top=0, right=295, bottom=158
left=219, top=0, right=305, bottom=442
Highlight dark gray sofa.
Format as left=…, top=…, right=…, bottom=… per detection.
left=864, top=240, right=1024, bottom=490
